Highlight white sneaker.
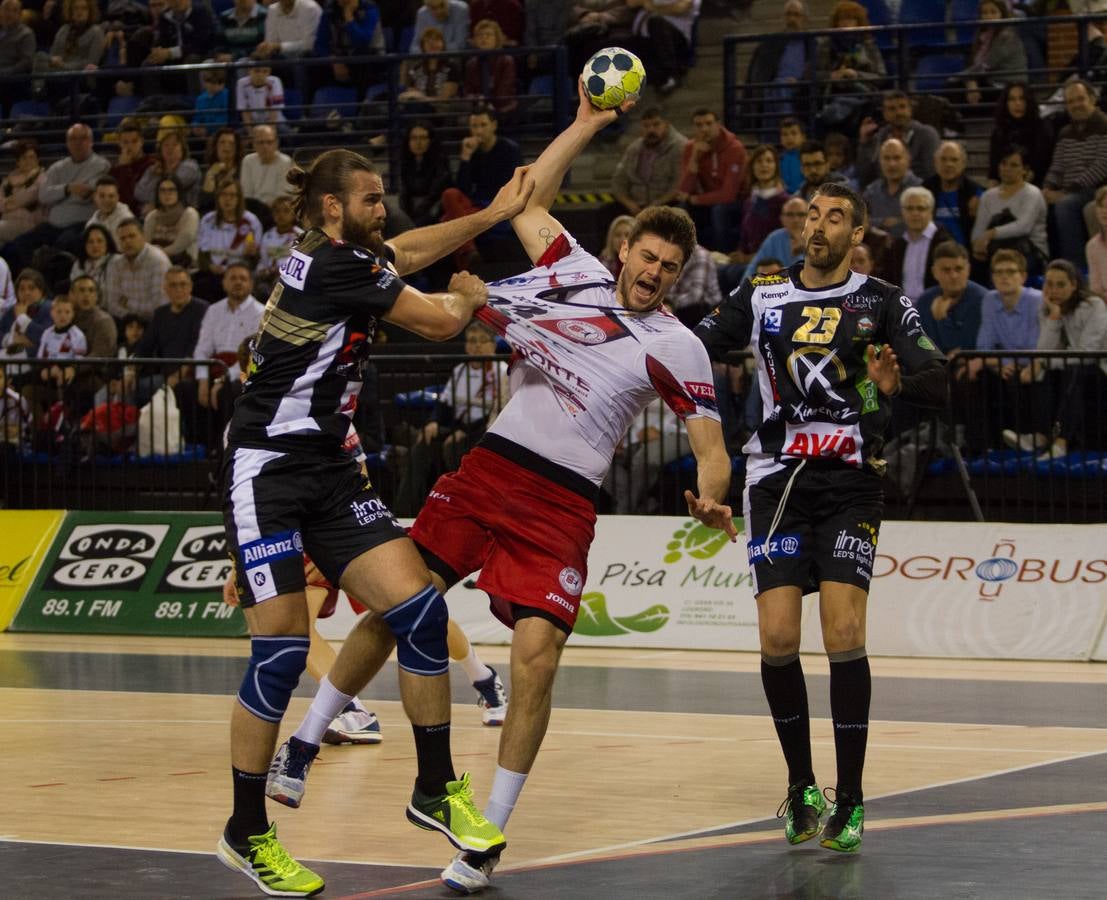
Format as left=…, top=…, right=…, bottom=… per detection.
left=322, top=707, right=382, bottom=745
left=472, top=668, right=507, bottom=726
left=441, top=850, right=499, bottom=894
left=1001, top=429, right=1042, bottom=452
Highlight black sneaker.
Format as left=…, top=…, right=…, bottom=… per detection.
left=776, top=781, right=826, bottom=844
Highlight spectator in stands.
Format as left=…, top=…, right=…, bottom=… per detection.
left=1006, top=258, right=1107, bottom=459
left=972, top=144, right=1048, bottom=275
left=199, top=127, right=243, bottom=213
left=796, top=139, right=848, bottom=201
left=957, top=0, right=1027, bottom=106
left=564, top=1, right=634, bottom=79
left=1, top=123, right=110, bottom=273
left=1042, top=79, right=1107, bottom=269
left=813, top=0, right=885, bottom=133
left=732, top=144, right=790, bottom=265
left=923, top=141, right=984, bottom=249
left=241, top=124, right=293, bottom=209
left=463, top=18, right=517, bottom=117
left=522, top=0, right=568, bottom=84
left=398, top=121, right=453, bottom=226
left=216, top=0, right=267, bottom=60
left=1085, top=184, right=1107, bottom=300
left=918, top=241, right=986, bottom=356
left=666, top=239, right=722, bottom=329
left=70, top=223, right=117, bottom=297
left=777, top=118, right=805, bottom=195
left=313, top=0, right=382, bottom=96
left=0, top=0, right=33, bottom=85
left=143, top=174, right=199, bottom=267
left=611, top=107, right=687, bottom=215
left=398, top=25, right=460, bottom=110
left=195, top=179, right=262, bottom=301
left=626, top=0, right=700, bottom=96
left=127, top=266, right=208, bottom=404
left=86, top=176, right=134, bottom=244
left=236, top=63, right=286, bottom=128
left=856, top=90, right=940, bottom=187
left=109, top=123, right=154, bottom=212
left=191, top=68, right=229, bottom=138
left=256, top=195, right=302, bottom=292
left=850, top=242, right=874, bottom=275
left=70, top=272, right=117, bottom=360
left=721, top=194, right=806, bottom=293
left=888, top=186, right=953, bottom=302
left=185, top=262, right=263, bottom=443
left=134, top=132, right=201, bottom=215
left=1, top=268, right=51, bottom=366
left=0, top=139, right=45, bottom=245
left=35, top=0, right=105, bottom=78
left=600, top=214, right=635, bottom=278
left=863, top=138, right=921, bottom=238
left=743, top=0, right=812, bottom=123
left=102, top=217, right=171, bottom=322
left=676, top=107, right=746, bottom=251
left=988, top=83, right=1052, bottom=186
left=253, top=0, right=322, bottom=60
left=410, top=0, right=468, bottom=51
left=470, top=0, right=522, bottom=46
left=823, top=131, right=858, bottom=188
left=441, top=104, right=520, bottom=265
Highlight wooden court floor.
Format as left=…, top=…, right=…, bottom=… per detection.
left=2, top=633, right=1106, bottom=899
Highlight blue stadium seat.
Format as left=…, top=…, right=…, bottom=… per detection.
left=913, top=54, right=965, bottom=94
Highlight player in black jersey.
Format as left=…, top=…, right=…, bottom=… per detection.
left=216, top=148, right=534, bottom=897
left=695, top=182, right=948, bottom=853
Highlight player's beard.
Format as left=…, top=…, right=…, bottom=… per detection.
left=342, top=204, right=387, bottom=255
left=805, top=230, right=851, bottom=271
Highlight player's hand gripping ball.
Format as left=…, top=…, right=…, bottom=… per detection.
left=582, top=47, right=646, bottom=110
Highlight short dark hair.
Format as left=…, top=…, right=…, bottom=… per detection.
left=932, top=240, right=969, bottom=262
left=799, top=140, right=825, bottom=158
left=627, top=206, right=697, bottom=265
left=286, top=148, right=378, bottom=228
left=812, top=182, right=868, bottom=228
left=95, top=175, right=118, bottom=190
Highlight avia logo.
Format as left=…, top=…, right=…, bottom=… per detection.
left=573, top=592, right=670, bottom=637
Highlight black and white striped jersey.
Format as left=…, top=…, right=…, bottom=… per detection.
left=695, top=264, right=945, bottom=482
left=227, top=228, right=405, bottom=455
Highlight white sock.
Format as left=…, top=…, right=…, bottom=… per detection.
left=483, top=766, right=528, bottom=831
left=292, top=676, right=354, bottom=747
left=458, top=645, right=494, bottom=685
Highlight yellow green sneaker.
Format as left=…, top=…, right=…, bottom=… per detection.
left=217, top=822, right=325, bottom=897
left=820, top=790, right=865, bottom=852
left=777, top=782, right=826, bottom=844
left=406, top=772, right=507, bottom=854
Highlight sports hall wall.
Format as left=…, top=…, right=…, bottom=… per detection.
left=3, top=511, right=1106, bottom=661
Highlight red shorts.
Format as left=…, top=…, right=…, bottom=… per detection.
left=304, top=553, right=368, bottom=619
left=409, top=446, right=596, bottom=631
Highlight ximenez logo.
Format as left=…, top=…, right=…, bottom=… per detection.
left=46, top=524, right=169, bottom=590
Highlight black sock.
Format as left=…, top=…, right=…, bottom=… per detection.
left=228, top=767, right=269, bottom=846
left=760, top=657, right=814, bottom=787
left=412, top=722, right=456, bottom=796
left=829, top=654, right=871, bottom=800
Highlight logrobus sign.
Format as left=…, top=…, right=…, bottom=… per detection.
left=10, top=512, right=245, bottom=636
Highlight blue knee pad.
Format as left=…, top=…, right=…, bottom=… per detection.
left=382, top=585, right=449, bottom=676
left=237, top=635, right=309, bottom=723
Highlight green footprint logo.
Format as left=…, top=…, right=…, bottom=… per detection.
left=574, top=593, right=670, bottom=637
left=664, top=519, right=742, bottom=564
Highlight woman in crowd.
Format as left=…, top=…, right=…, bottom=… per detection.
left=144, top=174, right=199, bottom=267
left=463, top=18, right=517, bottom=118
left=199, top=128, right=244, bottom=214
left=733, top=144, right=791, bottom=265
left=600, top=214, right=635, bottom=278
left=69, top=224, right=118, bottom=298
left=398, top=26, right=460, bottom=110
left=195, top=178, right=261, bottom=301
left=0, top=140, right=45, bottom=244
left=959, top=0, right=1028, bottom=106
left=398, top=121, right=452, bottom=226
left=133, top=131, right=201, bottom=214
left=987, top=83, right=1053, bottom=185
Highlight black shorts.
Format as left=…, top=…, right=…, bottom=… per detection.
left=743, top=460, right=883, bottom=597
left=223, top=446, right=407, bottom=607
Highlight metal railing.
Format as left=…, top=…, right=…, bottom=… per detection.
left=3, top=350, right=1104, bottom=521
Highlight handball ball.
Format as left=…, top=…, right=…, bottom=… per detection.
left=583, top=47, right=646, bottom=110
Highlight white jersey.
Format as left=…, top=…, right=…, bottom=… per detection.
left=477, top=233, right=719, bottom=486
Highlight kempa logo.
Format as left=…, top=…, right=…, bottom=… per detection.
left=48, top=523, right=168, bottom=589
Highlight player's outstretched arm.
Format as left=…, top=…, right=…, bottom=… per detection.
left=382, top=272, right=488, bottom=341
left=387, top=167, right=534, bottom=276
left=513, top=79, right=634, bottom=264
left=683, top=417, right=738, bottom=541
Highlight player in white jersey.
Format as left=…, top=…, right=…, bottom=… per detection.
left=268, top=82, right=739, bottom=895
